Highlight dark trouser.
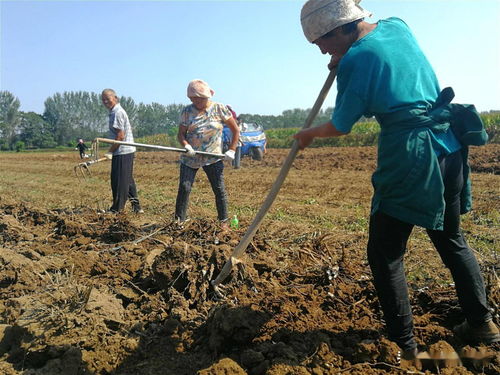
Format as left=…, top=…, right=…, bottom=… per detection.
left=175, top=160, right=228, bottom=222
left=110, top=153, right=140, bottom=212
left=367, top=150, right=491, bottom=351
left=79, top=151, right=85, bottom=159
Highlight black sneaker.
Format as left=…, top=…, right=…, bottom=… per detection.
left=131, top=202, right=144, bottom=214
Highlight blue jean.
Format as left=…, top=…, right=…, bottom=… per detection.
left=367, top=150, right=491, bottom=351
left=175, top=160, right=228, bottom=222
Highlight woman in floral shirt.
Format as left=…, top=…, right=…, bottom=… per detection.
left=175, top=79, right=240, bottom=229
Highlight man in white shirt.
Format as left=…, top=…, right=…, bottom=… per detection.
left=101, top=89, right=143, bottom=213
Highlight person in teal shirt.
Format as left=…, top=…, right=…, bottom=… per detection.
left=295, top=0, right=499, bottom=359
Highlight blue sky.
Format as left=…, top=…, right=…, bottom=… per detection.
left=1, top=0, right=499, bottom=116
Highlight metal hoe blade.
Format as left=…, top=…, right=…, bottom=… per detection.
left=73, top=157, right=108, bottom=180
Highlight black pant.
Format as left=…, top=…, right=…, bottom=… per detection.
left=175, top=161, right=228, bottom=221
left=367, top=150, right=491, bottom=351
left=110, top=153, right=140, bottom=212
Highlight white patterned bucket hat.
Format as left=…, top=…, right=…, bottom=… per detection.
left=301, top=0, right=372, bottom=43
left=187, top=79, right=214, bottom=98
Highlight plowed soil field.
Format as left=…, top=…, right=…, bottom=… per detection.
left=0, top=145, right=498, bottom=375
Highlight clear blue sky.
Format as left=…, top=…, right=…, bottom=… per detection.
left=1, top=0, right=499, bottom=116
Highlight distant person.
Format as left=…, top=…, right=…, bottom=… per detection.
left=75, top=139, right=88, bottom=159
left=294, top=0, right=498, bottom=360
left=175, top=79, right=240, bottom=229
left=101, top=88, right=143, bottom=214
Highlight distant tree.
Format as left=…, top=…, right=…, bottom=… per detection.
left=238, top=113, right=280, bottom=129
left=314, top=107, right=335, bottom=126
left=42, top=92, right=184, bottom=146
left=135, top=102, right=183, bottom=137
left=119, top=96, right=138, bottom=126
left=239, top=107, right=334, bottom=130
left=164, top=103, right=184, bottom=130
left=0, top=91, right=21, bottom=149
left=43, top=91, right=107, bottom=146
left=18, top=111, right=56, bottom=148
left=282, top=108, right=308, bottom=128
left=136, top=102, right=166, bottom=137
left=36, top=88, right=378, bottom=149
left=157, top=103, right=183, bottom=139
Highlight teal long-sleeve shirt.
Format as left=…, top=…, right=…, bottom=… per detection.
left=331, top=17, right=469, bottom=230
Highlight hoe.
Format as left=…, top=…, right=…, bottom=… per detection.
left=73, top=138, right=224, bottom=179
left=211, top=69, right=337, bottom=297
left=74, top=157, right=108, bottom=180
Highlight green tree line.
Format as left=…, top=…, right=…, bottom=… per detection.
left=1, top=90, right=499, bottom=151
left=0, top=90, right=184, bottom=151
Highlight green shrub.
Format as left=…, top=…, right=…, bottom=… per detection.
left=0, top=141, right=11, bottom=151
left=266, top=122, right=380, bottom=148
left=481, top=113, right=500, bottom=143
left=15, top=141, right=25, bottom=152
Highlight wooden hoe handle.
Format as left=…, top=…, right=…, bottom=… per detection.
left=212, top=68, right=337, bottom=289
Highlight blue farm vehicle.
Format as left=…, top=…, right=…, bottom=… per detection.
left=223, top=122, right=267, bottom=169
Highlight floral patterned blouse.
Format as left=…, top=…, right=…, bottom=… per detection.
left=178, top=102, right=231, bottom=168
